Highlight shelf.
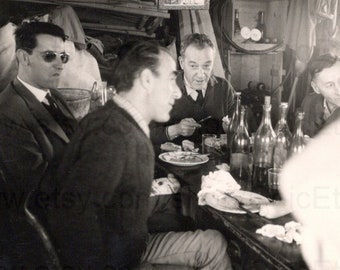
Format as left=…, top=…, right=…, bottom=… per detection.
left=230, top=42, right=285, bottom=53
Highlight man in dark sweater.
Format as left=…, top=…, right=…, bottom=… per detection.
left=151, top=33, right=235, bottom=146
left=47, top=41, right=232, bottom=269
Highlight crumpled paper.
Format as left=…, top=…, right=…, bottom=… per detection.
left=150, top=175, right=180, bottom=197
left=256, top=221, right=302, bottom=245
left=197, top=170, right=240, bottom=205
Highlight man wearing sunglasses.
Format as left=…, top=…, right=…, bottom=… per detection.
left=0, top=21, right=77, bottom=267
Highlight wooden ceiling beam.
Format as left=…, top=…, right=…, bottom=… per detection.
left=11, top=0, right=170, bottom=18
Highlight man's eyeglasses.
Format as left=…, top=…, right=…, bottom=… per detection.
left=39, top=51, right=70, bottom=64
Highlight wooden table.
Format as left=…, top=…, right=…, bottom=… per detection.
left=155, top=154, right=307, bottom=270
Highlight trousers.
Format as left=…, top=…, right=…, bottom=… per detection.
left=140, top=229, right=232, bottom=270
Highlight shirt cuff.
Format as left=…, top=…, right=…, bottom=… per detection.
left=166, top=125, right=179, bottom=141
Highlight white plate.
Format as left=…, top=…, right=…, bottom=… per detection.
left=204, top=190, right=269, bottom=214
left=159, top=151, right=209, bottom=166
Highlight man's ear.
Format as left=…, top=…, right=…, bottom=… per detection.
left=16, top=49, right=30, bottom=66
left=139, top=68, right=154, bottom=94
left=178, top=56, right=184, bottom=70
left=311, top=81, right=320, bottom=94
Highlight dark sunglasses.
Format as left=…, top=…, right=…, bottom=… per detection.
left=40, top=51, right=70, bottom=64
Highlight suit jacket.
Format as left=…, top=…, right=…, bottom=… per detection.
left=0, top=78, right=77, bottom=266
left=150, top=73, right=235, bottom=145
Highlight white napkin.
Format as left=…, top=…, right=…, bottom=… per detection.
left=256, top=221, right=302, bottom=245
left=150, top=175, right=180, bottom=197
left=197, top=170, right=240, bottom=205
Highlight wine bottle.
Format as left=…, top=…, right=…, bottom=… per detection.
left=230, top=106, right=251, bottom=190
left=255, top=11, right=265, bottom=43
left=227, top=92, right=241, bottom=148
left=289, top=110, right=306, bottom=157
left=252, top=96, right=276, bottom=191
left=273, top=103, right=292, bottom=169
left=234, top=9, right=241, bottom=35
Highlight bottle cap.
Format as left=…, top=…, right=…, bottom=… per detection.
left=264, top=96, right=271, bottom=106
left=280, top=102, right=288, bottom=108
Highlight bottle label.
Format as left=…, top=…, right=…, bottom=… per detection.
left=230, top=153, right=249, bottom=169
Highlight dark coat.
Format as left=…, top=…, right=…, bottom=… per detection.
left=301, top=92, right=340, bottom=137
left=0, top=78, right=77, bottom=267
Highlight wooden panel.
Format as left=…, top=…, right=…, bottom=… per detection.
left=229, top=51, right=283, bottom=91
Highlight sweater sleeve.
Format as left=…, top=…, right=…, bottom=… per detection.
left=150, top=121, right=169, bottom=145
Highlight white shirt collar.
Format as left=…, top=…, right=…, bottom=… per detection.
left=113, top=94, right=150, bottom=138
left=183, top=76, right=207, bottom=101
left=17, top=76, right=49, bottom=102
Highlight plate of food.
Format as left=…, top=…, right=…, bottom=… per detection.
left=159, top=151, right=209, bottom=166
left=204, top=190, right=269, bottom=214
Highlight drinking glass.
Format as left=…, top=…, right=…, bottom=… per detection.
left=268, top=168, right=281, bottom=200
left=202, top=134, right=217, bottom=154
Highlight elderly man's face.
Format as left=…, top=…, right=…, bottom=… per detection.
left=23, top=34, right=67, bottom=89
left=179, top=45, right=215, bottom=90
left=312, top=61, right=340, bottom=109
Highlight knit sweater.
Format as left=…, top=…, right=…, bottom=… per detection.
left=150, top=73, right=235, bottom=145
left=47, top=100, right=155, bottom=268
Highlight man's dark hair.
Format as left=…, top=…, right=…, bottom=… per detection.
left=112, top=40, right=168, bottom=93
left=180, top=33, right=215, bottom=56
left=14, top=21, right=67, bottom=53
left=309, top=54, right=340, bottom=80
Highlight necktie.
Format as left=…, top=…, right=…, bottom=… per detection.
left=45, top=93, right=63, bottom=117
left=43, top=93, right=74, bottom=137
left=196, top=90, right=204, bottom=106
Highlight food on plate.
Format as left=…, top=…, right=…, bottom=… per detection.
left=162, top=151, right=206, bottom=163
left=160, top=142, right=182, bottom=152
left=203, top=190, right=269, bottom=212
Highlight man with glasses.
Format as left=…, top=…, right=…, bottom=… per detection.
left=0, top=21, right=77, bottom=267
left=302, top=54, right=340, bottom=137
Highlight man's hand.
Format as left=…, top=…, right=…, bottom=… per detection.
left=176, top=118, right=201, bottom=137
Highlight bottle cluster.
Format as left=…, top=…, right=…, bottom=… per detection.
left=226, top=94, right=306, bottom=199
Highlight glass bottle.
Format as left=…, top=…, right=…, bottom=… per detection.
left=230, top=106, right=251, bottom=190
left=252, top=96, right=276, bottom=191
left=255, top=11, right=265, bottom=42
left=234, top=9, right=241, bottom=36
left=289, top=110, right=306, bottom=157
left=228, top=92, right=241, bottom=148
left=273, top=103, right=292, bottom=169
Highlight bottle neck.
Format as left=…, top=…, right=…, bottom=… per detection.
left=258, top=12, right=264, bottom=25
left=235, top=11, right=239, bottom=21
left=294, top=119, right=304, bottom=136
left=261, top=105, right=272, bottom=125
